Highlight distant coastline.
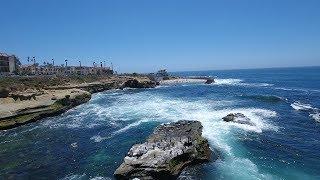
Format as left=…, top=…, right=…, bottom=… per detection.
left=168, top=65, right=320, bottom=75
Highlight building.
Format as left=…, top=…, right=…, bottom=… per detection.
left=19, top=64, right=113, bottom=76
left=0, top=52, right=20, bottom=74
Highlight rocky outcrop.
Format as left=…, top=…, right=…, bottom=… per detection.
left=114, top=120, right=212, bottom=180
left=205, top=78, right=214, bottom=84
left=0, top=88, right=10, bottom=98
left=0, top=93, right=91, bottom=130
left=9, top=90, right=45, bottom=101
left=45, top=78, right=157, bottom=92
left=122, top=79, right=157, bottom=89
left=222, top=113, right=255, bottom=126
left=44, top=82, right=118, bottom=93
left=80, top=82, right=119, bottom=93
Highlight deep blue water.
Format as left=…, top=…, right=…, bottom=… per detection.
left=1, top=67, right=320, bottom=179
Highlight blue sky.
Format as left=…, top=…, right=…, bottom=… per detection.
left=1, top=0, right=320, bottom=73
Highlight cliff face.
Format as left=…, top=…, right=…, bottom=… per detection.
left=0, top=92, right=91, bottom=130
left=114, top=120, right=212, bottom=180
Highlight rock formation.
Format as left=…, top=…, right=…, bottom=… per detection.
left=9, top=90, right=44, bottom=101
left=0, top=92, right=91, bottom=130
left=222, top=113, right=255, bottom=126
left=114, top=120, right=212, bottom=180
left=0, top=88, right=10, bottom=98
left=122, top=79, right=157, bottom=89
left=205, top=78, right=214, bottom=84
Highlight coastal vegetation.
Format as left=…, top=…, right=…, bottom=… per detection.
left=0, top=75, right=114, bottom=94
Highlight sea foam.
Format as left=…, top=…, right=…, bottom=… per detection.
left=34, top=85, right=279, bottom=179
left=214, top=78, right=243, bottom=85
left=291, top=101, right=320, bottom=123
left=61, top=174, right=112, bottom=180
left=291, top=101, right=317, bottom=111
left=310, top=113, right=320, bottom=122
left=213, top=78, right=273, bottom=87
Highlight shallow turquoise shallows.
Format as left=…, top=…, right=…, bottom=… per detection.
left=1, top=67, right=320, bottom=180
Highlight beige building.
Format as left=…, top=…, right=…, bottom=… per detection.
left=19, top=64, right=113, bottom=76
left=0, top=52, right=19, bottom=74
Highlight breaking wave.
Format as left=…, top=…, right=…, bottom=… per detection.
left=61, top=174, right=112, bottom=180
left=310, top=113, right=320, bottom=122
left=78, top=89, right=277, bottom=178
left=291, top=102, right=317, bottom=111
left=36, top=85, right=280, bottom=179
left=291, top=101, right=320, bottom=123
left=214, top=78, right=243, bottom=85
left=213, top=78, right=273, bottom=87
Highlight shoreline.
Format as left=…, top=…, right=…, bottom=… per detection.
left=0, top=76, right=157, bottom=130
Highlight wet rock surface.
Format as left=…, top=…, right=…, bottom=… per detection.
left=222, top=113, right=255, bottom=126
left=114, top=120, right=212, bottom=180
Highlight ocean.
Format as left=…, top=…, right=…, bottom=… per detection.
left=1, top=67, right=320, bottom=179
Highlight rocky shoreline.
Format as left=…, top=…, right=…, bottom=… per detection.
left=0, top=92, right=91, bottom=130
left=0, top=76, right=157, bottom=130
left=114, top=120, right=213, bottom=180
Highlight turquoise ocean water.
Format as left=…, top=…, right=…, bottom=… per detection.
left=1, top=67, right=320, bottom=179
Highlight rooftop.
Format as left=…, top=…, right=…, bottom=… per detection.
left=0, top=52, right=10, bottom=57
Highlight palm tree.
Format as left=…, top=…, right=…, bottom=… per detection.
left=65, top=59, right=68, bottom=67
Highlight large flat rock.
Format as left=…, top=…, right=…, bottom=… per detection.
left=114, top=120, right=212, bottom=180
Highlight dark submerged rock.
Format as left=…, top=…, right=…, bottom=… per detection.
left=205, top=78, right=214, bottom=84
left=122, top=79, right=157, bottom=88
left=0, top=88, right=10, bottom=98
left=114, top=120, right=212, bottom=180
left=222, top=113, right=255, bottom=126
